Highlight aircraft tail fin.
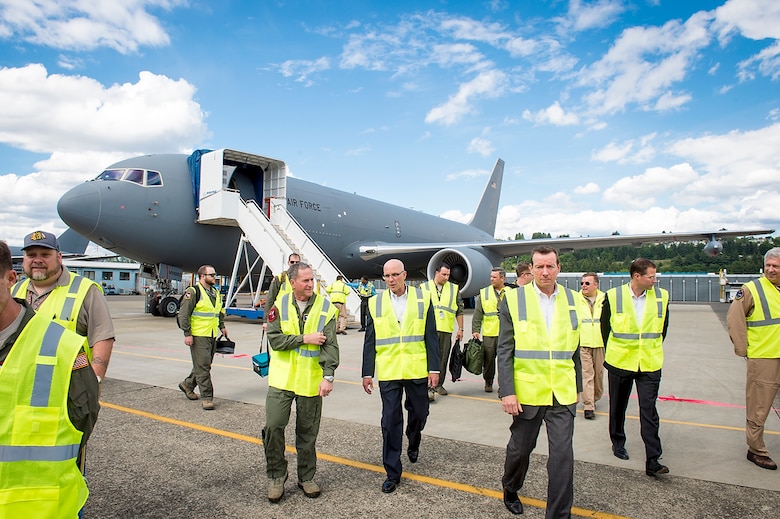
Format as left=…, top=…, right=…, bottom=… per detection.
left=58, top=228, right=90, bottom=255
left=467, top=158, right=504, bottom=236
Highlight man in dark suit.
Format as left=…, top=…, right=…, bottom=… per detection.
left=362, top=258, right=439, bottom=494
left=497, top=246, right=582, bottom=517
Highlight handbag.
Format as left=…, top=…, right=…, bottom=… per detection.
left=252, top=330, right=270, bottom=377
left=215, top=334, right=235, bottom=355
left=463, top=337, right=484, bottom=375
left=448, top=338, right=464, bottom=382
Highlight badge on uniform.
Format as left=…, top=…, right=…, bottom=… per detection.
left=734, top=289, right=744, bottom=300
left=267, top=308, right=277, bottom=322
left=183, top=291, right=193, bottom=300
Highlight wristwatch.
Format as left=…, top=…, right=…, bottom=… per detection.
left=323, top=375, right=335, bottom=382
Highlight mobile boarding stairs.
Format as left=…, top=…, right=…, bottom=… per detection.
left=194, top=148, right=361, bottom=322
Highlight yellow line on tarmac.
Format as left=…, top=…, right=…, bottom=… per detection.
left=100, top=401, right=628, bottom=519
left=113, top=349, right=780, bottom=435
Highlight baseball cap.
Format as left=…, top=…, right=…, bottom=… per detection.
left=21, top=230, right=60, bottom=251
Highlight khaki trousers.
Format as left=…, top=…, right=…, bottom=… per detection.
left=746, top=357, right=780, bottom=456
left=580, top=346, right=605, bottom=411
left=334, top=302, right=347, bottom=332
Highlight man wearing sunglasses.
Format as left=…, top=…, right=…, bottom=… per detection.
left=264, top=253, right=301, bottom=327
left=578, top=273, right=605, bottom=420
left=177, top=265, right=229, bottom=410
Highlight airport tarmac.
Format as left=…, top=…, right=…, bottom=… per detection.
left=82, top=296, right=780, bottom=518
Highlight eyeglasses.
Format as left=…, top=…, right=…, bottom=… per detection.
left=383, top=272, right=404, bottom=279
left=289, top=260, right=299, bottom=265
left=581, top=281, right=591, bottom=286
left=205, top=272, right=217, bottom=277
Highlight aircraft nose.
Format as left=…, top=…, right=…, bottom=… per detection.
left=57, top=182, right=101, bottom=236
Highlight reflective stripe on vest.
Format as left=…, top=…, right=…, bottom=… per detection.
left=744, top=277, right=780, bottom=358
left=427, top=280, right=458, bottom=333
left=12, top=272, right=100, bottom=360
left=604, top=284, right=668, bottom=372
left=370, top=287, right=429, bottom=381
left=578, top=291, right=605, bottom=348
left=0, top=315, right=88, bottom=515
left=478, top=286, right=501, bottom=337
left=190, top=284, right=223, bottom=337
left=506, top=284, right=579, bottom=406
left=270, top=293, right=336, bottom=396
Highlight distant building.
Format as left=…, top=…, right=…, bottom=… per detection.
left=63, top=259, right=142, bottom=295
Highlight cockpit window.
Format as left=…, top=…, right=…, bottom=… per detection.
left=146, top=170, right=162, bottom=186
left=124, top=169, right=144, bottom=184
left=93, top=168, right=163, bottom=187
left=96, top=169, right=125, bottom=181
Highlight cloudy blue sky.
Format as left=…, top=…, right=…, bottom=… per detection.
left=1, top=0, right=778, bottom=248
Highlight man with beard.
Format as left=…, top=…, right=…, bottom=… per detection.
left=12, top=230, right=114, bottom=386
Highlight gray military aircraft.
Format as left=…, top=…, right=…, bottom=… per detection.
left=57, top=148, right=772, bottom=314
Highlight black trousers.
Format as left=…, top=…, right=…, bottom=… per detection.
left=502, top=404, right=575, bottom=519
left=608, top=369, right=662, bottom=463
left=378, top=379, right=429, bottom=482
left=360, top=298, right=369, bottom=329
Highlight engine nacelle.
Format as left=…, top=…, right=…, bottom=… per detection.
left=426, top=247, right=503, bottom=297
left=703, top=239, right=723, bottom=257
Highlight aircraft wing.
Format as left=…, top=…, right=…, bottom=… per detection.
left=359, top=229, right=775, bottom=258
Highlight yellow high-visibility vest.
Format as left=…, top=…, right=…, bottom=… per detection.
left=478, top=286, right=502, bottom=337
left=578, top=290, right=605, bottom=348
left=189, top=283, right=223, bottom=337
left=0, top=314, right=89, bottom=517
left=269, top=293, right=337, bottom=396
left=12, top=272, right=102, bottom=360
left=505, top=284, right=580, bottom=406
left=604, top=284, right=668, bottom=372
left=744, top=277, right=780, bottom=358
left=370, top=287, right=431, bottom=381
left=425, top=280, right=458, bottom=333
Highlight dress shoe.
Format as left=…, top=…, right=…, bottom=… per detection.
left=747, top=450, right=778, bottom=470
left=268, top=472, right=288, bottom=503
left=297, top=480, right=321, bottom=498
left=645, top=462, right=670, bottom=477
left=613, top=447, right=629, bottom=460
left=484, top=384, right=493, bottom=393
left=584, top=410, right=595, bottom=420
left=201, top=400, right=215, bottom=410
left=381, top=478, right=398, bottom=493
left=436, top=385, right=448, bottom=396
left=358, top=328, right=366, bottom=332
left=407, top=448, right=419, bottom=463
left=178, top=382, right=198, bottom=400
left=503, top=489, right=523, bottom=515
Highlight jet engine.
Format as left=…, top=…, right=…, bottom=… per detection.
left=426, top=247, right=503, bottom=297
left=703, top=239, right=723, bottom=257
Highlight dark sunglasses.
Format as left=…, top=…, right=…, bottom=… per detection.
left=581, top=281, right=591, bottom=286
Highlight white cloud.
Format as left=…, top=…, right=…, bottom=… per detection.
left=467, top=137, right=495, bottom=157
left=0, top=0, right=184, bottom=54
left=277, top=57, right=331, bottom=86
left=592, top=133, right=657, bottom=163
left=522, top=101, right=580, bottom=126
left=574, top=182, right=600, bottom=195
left=0, top=64, right=207, bottom=244
left=565, top=0, right=625, bottom=32
left=714, top=0, right=780, bottom=81
left=425, top=69, right=507, bottom=125
left=578, top=12, right=711, bottom=115
left=0, top=64, right=207, bottom=154
left=602, top=163, right=699, bottom=206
